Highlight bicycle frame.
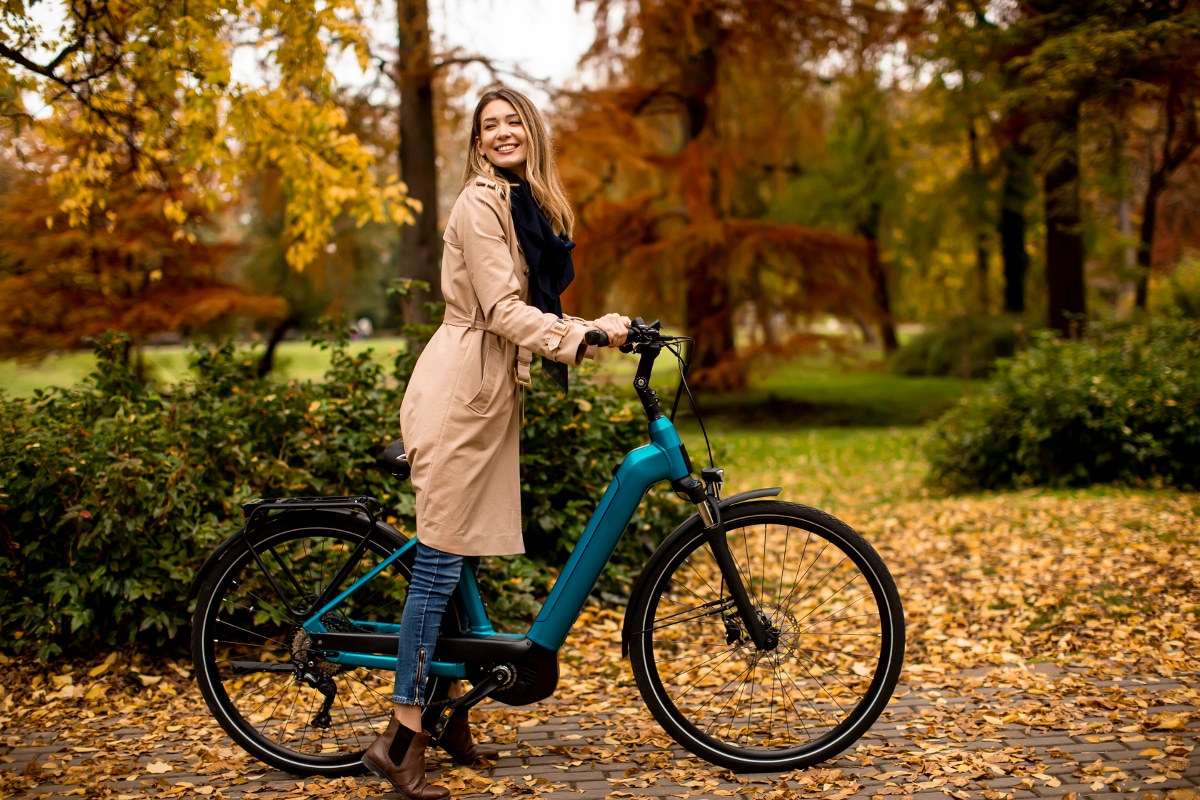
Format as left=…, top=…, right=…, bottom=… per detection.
left=302, top=414, right=691, bottom=678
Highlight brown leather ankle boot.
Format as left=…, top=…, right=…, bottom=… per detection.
left=362, top=717, right=449, bottom=800
left=434, top=709, right=501, bottom=764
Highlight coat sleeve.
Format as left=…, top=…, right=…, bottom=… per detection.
left=457, top=185, right=589, bottom=365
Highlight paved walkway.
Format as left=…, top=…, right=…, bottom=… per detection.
left=1, top=664, right=1197, bottom=799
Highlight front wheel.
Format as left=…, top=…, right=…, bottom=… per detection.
left=627, top=500, right=905, bottom=772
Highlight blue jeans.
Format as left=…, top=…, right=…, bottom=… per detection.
left=392, top=541, right=463, bottom=705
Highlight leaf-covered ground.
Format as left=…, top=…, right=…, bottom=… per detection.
left=1, top=427, right=1197, bottom=798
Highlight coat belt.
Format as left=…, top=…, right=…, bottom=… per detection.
left=442, top=306, right=533, bottom=388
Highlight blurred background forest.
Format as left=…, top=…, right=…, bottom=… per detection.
left=2, top=0, right=1198, bottom=391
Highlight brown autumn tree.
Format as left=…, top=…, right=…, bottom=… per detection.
left=395, top=0, right=442, bottom=326
left=559, top=0, right=914, bottom=390
left=0, top=131, right=283, bottom=365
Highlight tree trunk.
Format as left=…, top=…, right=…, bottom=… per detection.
left=1117, top=173, right=1137, bottom=312
left=396, top=0, right=442, bottom=328
left=999, top=145, right=1032, bottom=314
left=856, top=204, right=898, bottom=355
left=969, top=122, right=990, bottom=314
left=1135, top=78, right=1199, bottom=310
left=676, top=8, right=739, bottom=389
left=1134, top=169, right=1167, bottom=310
left=257, top=314, right=297, bottom=378
left=1044, top=107, right=1086, bottom=337
left=685, top=258, right=739, bottom=390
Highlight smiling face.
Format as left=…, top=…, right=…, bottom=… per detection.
left=475, top=98, right=528, bottom=179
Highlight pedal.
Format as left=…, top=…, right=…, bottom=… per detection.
left=429, top=665, right=513, bottom=739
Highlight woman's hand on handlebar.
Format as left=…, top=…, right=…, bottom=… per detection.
left=591, top=313, right=630, bottom=348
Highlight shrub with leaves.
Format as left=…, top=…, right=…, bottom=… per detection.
left=890, top=316, right=1025, bottom=379
left=0, top=330, right=685, bottom=658
left=925, top=317, right=1200, bottom=492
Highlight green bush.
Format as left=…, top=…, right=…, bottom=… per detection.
left=0, top=329, right=685, bottom=658
left=925, top=317, right=1200, bottom=492
left=890, top=316, right=1024, bottom=379
left=1157, top=254, right=1200, bottom=319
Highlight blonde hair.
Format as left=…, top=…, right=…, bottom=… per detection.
left=462, top=87, right=575, bottom=238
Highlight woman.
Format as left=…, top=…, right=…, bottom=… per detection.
left=361, top=87, right=630, bottom=799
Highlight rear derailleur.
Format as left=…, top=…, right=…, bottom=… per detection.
left=289, top=613, right=356, bottom=729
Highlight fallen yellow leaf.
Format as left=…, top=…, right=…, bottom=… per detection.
left=88, top=652, right=119, bottom=678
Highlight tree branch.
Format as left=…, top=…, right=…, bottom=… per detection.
left=0, top=41, right=84, bottom=87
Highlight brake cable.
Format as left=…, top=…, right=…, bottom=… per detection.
left=663, top=335, right=716, bottom=471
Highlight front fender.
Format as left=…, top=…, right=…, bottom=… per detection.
left=620, top=488, right=780, bottom=657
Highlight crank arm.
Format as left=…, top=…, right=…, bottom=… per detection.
left=426, top=665, right=514, bottom=740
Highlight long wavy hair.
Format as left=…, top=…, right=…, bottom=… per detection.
left=462, top=87, right=575, bottom=238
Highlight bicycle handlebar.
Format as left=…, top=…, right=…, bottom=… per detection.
left=585, top=318, right=670, bottom=350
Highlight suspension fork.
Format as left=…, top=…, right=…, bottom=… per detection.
left=675, top=479, right=779, bottom=652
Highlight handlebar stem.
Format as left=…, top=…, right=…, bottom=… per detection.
left=633, top=343, right=664, bottom=421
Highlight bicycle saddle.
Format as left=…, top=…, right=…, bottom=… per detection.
left=378, top=439, right=411, bottom=480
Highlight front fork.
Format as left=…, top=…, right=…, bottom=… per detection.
left=673, top=475, right=779, bottom=653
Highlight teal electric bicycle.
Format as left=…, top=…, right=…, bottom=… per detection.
left=190, top=319, right=905, bottom=775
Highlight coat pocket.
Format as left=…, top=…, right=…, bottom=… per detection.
left=466, top=334, right=504, bottom=414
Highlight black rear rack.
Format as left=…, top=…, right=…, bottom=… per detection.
left=241, top=496, right=384, bottom=525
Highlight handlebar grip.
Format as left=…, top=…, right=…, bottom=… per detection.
left=584, top=330, right=610, bottom=347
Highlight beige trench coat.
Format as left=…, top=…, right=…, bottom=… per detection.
left=399, top=178, right=594, bottom=556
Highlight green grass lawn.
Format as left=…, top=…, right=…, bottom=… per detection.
left=677, top=423, right=928, bottom=514
left=0, top=338, right=412, bottom=397
left=616, top=350, right=968, bottom=428
left=700, top=362, right=966, bottom=427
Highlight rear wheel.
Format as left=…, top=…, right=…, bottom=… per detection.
left=627, top=500, right=904, bottom=772
left=191, top=511, right=444, bottom=776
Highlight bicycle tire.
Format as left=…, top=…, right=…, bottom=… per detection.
left=191, top=510, right=454, bottom=776
left=627, top=500, right=905, bottom=772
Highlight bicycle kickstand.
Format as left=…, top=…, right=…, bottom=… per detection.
left=428, top=664, right=514, bottom=740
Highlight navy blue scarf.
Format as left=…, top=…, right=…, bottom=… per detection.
left=495, top=166, right=576, bottom=392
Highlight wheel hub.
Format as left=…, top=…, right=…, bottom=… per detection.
left=290, top=627, right=340, bottom=678
left=732, top=606, right=798, bottom=668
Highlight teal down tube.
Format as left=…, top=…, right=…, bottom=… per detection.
left=526, top=417, right=691, bottom=651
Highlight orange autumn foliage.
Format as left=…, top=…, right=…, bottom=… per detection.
left=559, top=0, right=918, bottom=389
left=0, top=151, right=283, bottom=360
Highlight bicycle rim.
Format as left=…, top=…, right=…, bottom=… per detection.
left=629, top=501, right=904, bottom=772
left=191, top=514, right=412, bottom=775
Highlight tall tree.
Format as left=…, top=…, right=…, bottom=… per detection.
left=395, top=0, right=442, bottom=326
left=562, top=0, right=907, bottom=388
left=1135, top=70, right=1200, bottom=309
left=0, top=0, right=418, bottom=272
left=1041, top=102, right=1086, bottom=334
left=997, top=140, right=1034, bottom=313
left=919, top=1, right=1033, bottom=316
left=1002, top=0, right=1200, bottom=329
